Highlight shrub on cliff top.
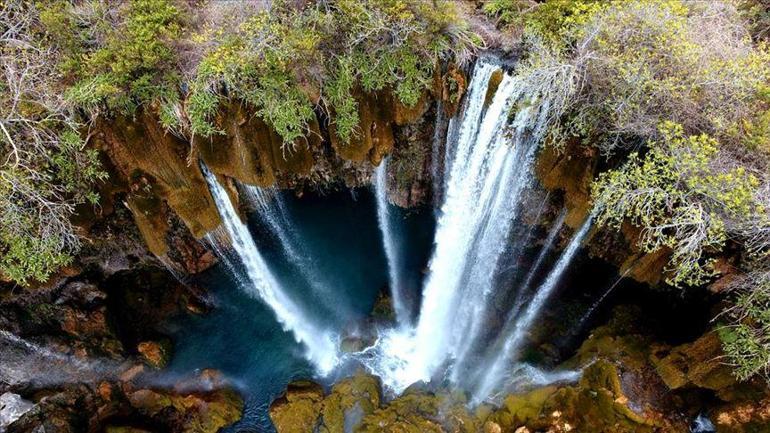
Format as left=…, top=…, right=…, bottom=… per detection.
left=185, top=0, right=479, bottom=149
left=592, top=122, right=764, bottom=287
left=1, top=1, right=107, bottom=285
left=39, top=0, right=185, bottom=116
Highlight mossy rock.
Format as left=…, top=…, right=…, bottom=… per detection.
left=137, top=339, right=172, bottom=369
left=199, top=101, right=316, bottom=188
left=318, top=373, right=381, bottom=433
left=98, top=111, right=221, bottom=239
left=356, top=390, right=478, bottom=433
left=128, top=386, right=243, bottom=433
left=270, top=381, right=325, bottom=433
left=650, top=332, right=735, bottom=392
left=329, top=89, right=395, bottom=165
left=484, top=69, right=504, bottom=108
left=487, top=360, right=661, bottom=433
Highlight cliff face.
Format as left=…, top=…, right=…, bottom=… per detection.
left=89, top=64, right=467, bottom=262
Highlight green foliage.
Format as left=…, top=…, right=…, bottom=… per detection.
left=1, top=1, right=107, bottom=285
left=568, top=0, right=770, bottom=153
left=592, top=122, right=762, bottom=287
left=482, top=0, right=602, bottom=48
left=719, top=269, right=770, bottom=382
left=188, top=0, right=476, bottom=147
left=0, top=126, right=107, bottom=284
left=740, top=0, right=770, bottom=41
left=523, top=0, right=603, bottom=47
left=41, top=0, right=184, bottom=114
left=0, top=218, right=74, bottom=284
left=482, top=0, right=530, bottom=28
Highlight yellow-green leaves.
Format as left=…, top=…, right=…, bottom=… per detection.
left=187, top=0, right=476, bottom=147
left=592, top=123, right=762, bottom=287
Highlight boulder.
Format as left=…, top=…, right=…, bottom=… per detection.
left=270, top=381, right=325, bottom=433
left=319, top=374, right=381, bottom=433
left=137, top=339, right=172, bottom=369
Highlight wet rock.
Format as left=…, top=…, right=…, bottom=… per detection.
left=393, top=92, right=432, bottom=126
left=442, top=64, right=467, bottom=117
left=127, top=385, right=243, bottom=433
left=329, top=90, right=395, bottom=165
left=484, top=69, right=504, bottom=107
left=713, top=396, right=770, bottom=433
left=483, top=420, right=502, bottom=433
left=137, top=339, right=172, bottom=369
left=340, top=336, right=367, bottom=353
left=318, top=374, right=381, bottom=433
left=199, top=101, right=315, bottom=187
left=356, top=390, right=478, bottom=433
left=389, top=103, right=436, bottom=208
left=486, top=361, right=667, bottom=433
left=270, top=381, right=325, bottom=433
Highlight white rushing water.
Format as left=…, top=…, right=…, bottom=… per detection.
left=195, top=55, right=585, bottom=403
left=361, top=57, right=580, bottom=394
left=241, top=184, right=347, bottom=318
left=0, top=393, right=34, bottom=429
left=374, top=158, right=410, bottom=325
left=0, top=330, right=114, bottom=387
left=202, top=166, right=339, bottom=373
left=472, top=218, right=592, bottom=403
left=509, top=209, right=568, bottom=317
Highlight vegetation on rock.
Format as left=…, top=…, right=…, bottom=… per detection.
left=0, top=0, right=107, bottom=284
left=491, top=0, right=770, bottom=384
left=0, top=0, right=476, bottom=285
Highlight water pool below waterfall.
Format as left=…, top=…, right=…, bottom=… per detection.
left=163, top=188, right=435, bottom=431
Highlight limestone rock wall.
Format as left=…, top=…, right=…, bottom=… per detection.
left=91, top=64, right=468, bottom=263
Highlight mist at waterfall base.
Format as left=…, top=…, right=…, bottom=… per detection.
left=163, top=189, right=435, bottom=431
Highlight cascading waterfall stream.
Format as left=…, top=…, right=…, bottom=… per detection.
left=190, top=55, right=586, bottom=407
left=241, top=184, right=348, bottom=317
left=361, top=57, right=580, bottom=397
left=0, top=330, right=115, bottom=386
left=202, top=165, right=339, bottom=373
left=242, top=185, right=302, bottom=264
left=375, top=158, right=410, bottom=325
left=472, top=217, right=593, bottom=403
left=402, top=63, right=520, bottom=386
left=509, top=209, right=568, bottom=317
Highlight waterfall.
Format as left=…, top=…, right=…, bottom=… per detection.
left=241, top=184, right=348, bottom=318
left=361, top=56, right=575, bottom=394
left=375, top=158, right=410, bottom=325
left=201, top=166, right=339, bottom=373
left=403, top=62, right=520, bottom=386
left=0, top=393, right=34, bottom=429
left=242, top=185, right=301, bottom=264
left=691, top=413, right=716, bottom=433
left=471, top=218, right=592, bottom=403
left=509, top=209, right=568, bottom=317
left=574, top=268, right=629, bottom=333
